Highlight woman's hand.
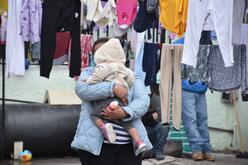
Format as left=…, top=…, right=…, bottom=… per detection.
left=101, top=106, right=129, bottom=120
left=152, top=112, right=159, bottom=120
left=113, top=84, right=128, bottom=105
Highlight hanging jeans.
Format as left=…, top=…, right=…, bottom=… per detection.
left=182, top=90, right=212, bottom=153
left=40, top=0, right=81, bottom=78
left=159, top=44, right=182, bottom=130
left=182, top=0, right=234, bottom=68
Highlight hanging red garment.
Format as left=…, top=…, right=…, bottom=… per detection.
left=53, top=32, right=71, bottom=64
left=80, top=34, right=92, bottom=69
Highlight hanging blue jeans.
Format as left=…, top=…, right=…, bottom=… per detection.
left=182, top=90, right=212, bottom=153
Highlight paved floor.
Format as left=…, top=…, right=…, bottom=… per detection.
left=1, top=154, right=248, bottom=165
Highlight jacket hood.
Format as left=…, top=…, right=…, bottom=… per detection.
left=94, top=38, right=126, bottom=64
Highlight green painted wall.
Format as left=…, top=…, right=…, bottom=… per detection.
left=206, top=91, right=248, bottom=152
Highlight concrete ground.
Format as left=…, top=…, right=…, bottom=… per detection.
left=1, top=153, right=248, bottom=165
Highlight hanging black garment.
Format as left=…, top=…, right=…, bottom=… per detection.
left=40, top=0, right=81, bottom=78
left=142, top=42, right=160, bottom=86
left=133, top=0, right=158, bottom=33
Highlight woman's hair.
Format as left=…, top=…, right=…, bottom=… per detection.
left=92, top=37, right=109, bottom=54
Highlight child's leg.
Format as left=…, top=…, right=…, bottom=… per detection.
left=95, top=118, right=105, bottom=128
left=128, top=127, right=141, bottom=142
left=121, top=121, right=147, bottom=154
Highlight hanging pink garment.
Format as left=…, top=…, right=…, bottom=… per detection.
left=116, top=0, right=137, bottom=26
left=80, top=34, right=93, bottom=69
left=0, top=13, right=7, bottom=45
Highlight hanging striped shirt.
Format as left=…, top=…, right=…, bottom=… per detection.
left=103, top=121, right=132, bottom=144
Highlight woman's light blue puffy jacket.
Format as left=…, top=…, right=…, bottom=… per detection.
left=71, top=67, right=153, bottom=156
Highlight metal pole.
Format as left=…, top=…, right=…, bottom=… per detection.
left=1, top=45, right=5, bottom=161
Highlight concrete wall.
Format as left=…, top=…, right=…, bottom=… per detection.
left=207, top=91, right=248, bottom=152
left=0, top=65, right=76, bottom=103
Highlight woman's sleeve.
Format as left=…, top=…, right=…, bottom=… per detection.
left=122, top=78, right=150, bottom=121
left=75, top=68, right=115, bottom=101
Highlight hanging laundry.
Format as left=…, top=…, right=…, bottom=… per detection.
left=208, top=45, right=246, bottom=92
left=80, top=1, right=87, bottom=29
left=95, top=0, right=116, bottom=27
left=133, top=0, right=158, bottom=33
left=116, top=0, right=137, bottom=29
left=182, top=31, right=212, bottom=83
left=142, top=42, right=160, bottom=86
left=6, top=0, right=25, bottom=77
left=30, top=42, right=41, bottom=61
left=80, top=34, right=92, bottom=69
left=53, top=32, right=70, bottom=65
left=241, top=24, right=248, bottom=45
left=0, top=0, right=8, bottom=15
left=160, top=44, right=183, bottom=130
left=147, top=0, right=159, bottom=14
left=182, top=0, right=245, bottom=68
left=83, top=0, right=116, bottom=27
left=0, top=12, right=7, bottom=45
left=159, top=0, right=188, bottom=37
left=83, top=0, right=102, bottom=22
left=182, top=45, right=211, bottom=83
left=20, top=0, right=42, bottom=43
left=40, top=0, right=81, bottom=78
left=232, top=0, right=246, bottom=44
left=241, top=45, right=248, bottom=101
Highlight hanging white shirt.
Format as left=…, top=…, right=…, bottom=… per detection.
left=182, top=0, right=244, bottom=68
left=6, top=0, right=25, bottom=77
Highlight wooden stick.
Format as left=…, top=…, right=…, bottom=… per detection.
left=232, top=90, right=245, bottom=152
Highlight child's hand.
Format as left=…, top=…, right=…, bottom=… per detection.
left=101, top=106, right=129, bottom=120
